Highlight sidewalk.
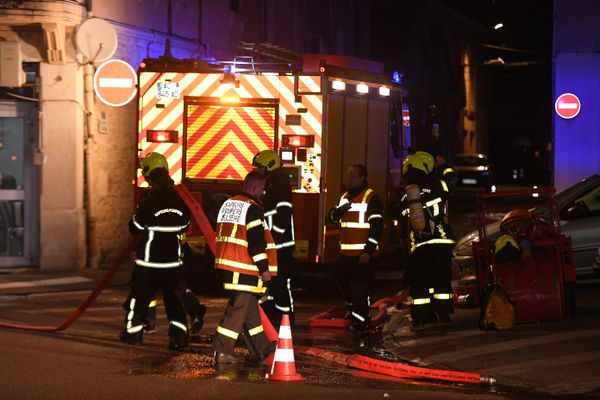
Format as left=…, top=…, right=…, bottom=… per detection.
left=0, top=263, right=134, bottom=296
left=381, top=281, right=600, bottom=398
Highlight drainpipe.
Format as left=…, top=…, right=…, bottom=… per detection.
left=83, top=0, right=99, bottom=269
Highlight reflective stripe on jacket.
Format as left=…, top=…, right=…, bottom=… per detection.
left=214, top=195, right=278, bottom=285
left=339, top=188, right=380, bottom=257
left=129, top=186, right=190, bottom=268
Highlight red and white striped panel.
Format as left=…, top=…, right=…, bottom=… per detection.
left=137, top=72, right=323, bottom=193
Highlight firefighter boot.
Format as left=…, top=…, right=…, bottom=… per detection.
left=436, top=311, right=452, bottom=326
left=119, top=329, right=143, bottom=345
left=168, top=325, right=188, bottom=351
left=191, top=304, right=208, bottom=334
left=214, top=352, right=245, bottom=365
left=143, top=320, right=156, bottom=334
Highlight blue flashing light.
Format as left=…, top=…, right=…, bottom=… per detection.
left=392, top=70, right=402, bottom=84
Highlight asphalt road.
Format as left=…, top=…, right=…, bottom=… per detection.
left=1, top=278, right=599, bottom=400
left=0, top=185, right=599, bottom=399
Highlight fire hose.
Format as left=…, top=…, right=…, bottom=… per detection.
left=0, top=185, right=493, bottom=387
left=308, top=294, right=407, bottom=329
left=297, top=347, right=496, bottom=386
left=0, top=237, right=139, bottom=332
left=0, top=185, right=216, bottom=333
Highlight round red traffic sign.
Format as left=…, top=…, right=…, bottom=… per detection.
left=555, top=93, right=581, bottom=119
left=93, top=59, right=138, bottom=107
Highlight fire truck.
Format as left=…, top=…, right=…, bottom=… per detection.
left=134, top=46, right=413, bottom=268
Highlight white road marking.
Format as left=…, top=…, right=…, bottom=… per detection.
left=0, top=277, right=92, bottom=290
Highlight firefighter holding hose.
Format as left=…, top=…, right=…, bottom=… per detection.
left=120, top=152, right=190, bottom=350
left=329, top=164, right=384, bottom=338
left=252, top=150, right=296, bottom=330
left=400, top=151, right=456, bottom=331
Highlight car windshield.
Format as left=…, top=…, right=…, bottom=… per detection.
left=534, top=174, right=600, bottom=214
left=454, top=155, right=488, bottom=166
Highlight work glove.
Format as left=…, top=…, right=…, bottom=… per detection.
left=331, top=202, right=352, bottom=221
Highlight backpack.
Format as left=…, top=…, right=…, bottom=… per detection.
left=479, top=284, right=516, bottom=330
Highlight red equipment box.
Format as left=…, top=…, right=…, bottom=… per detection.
left=471, top=188, right=576, bottom=323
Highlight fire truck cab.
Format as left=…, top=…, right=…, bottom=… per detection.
left=135, top=49, right=412, bottom=268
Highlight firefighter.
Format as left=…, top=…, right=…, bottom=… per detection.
left=120, top=152, right=190, bottom=350
left=213, top=171, right=277, bottom=364
left=400, top=151, right=456, bottom=331
left=434, top=153, right=458, bottom=193
left=329, top=164, right=384, bottom=335
left=252, top=150, right=295, bottom=329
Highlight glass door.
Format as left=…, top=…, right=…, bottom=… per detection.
left=0, top=102, right=38, bottom=267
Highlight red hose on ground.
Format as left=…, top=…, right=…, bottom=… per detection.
left=296, top=346, right=495, bottom=386
left=0, top=237, right=139, bottom=332
left=0, top=186, right=218, bottom=333
left=308, top=293, right=407, bottom=329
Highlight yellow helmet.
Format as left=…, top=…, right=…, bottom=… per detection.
left=141, top=152, right=169, bottom=177
left=252, top=149, right=281, bottom=172
left=494, top=234, right=519, bottom=255
left=402, top=151, right=434, bottom=175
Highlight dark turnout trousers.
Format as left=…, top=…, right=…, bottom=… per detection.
left=406, top=243, right=454, bottom=323
left=124, top=266, right=188, bottom=340
left=214, top=291, right=271, bottom=356
left=264, top=247, right=295, bottom=329
left=334, top=256, right=374, bottom=329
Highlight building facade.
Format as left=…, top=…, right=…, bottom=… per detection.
left=553, top=0, right=600, bottom=191
left=0, top=0, right=369, bottom=270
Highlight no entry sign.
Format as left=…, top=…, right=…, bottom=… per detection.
left=93, top=59, right=138, bottom=107
left=555, top=93, right=581, bottom=119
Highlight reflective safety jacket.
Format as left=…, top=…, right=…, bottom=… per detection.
left=263, top=168, right=295, bottom=251
left=129, top=186, right=191, bottom=268
left=400, top=180, right=455, bottom=254
left=215, top=194, right=278, bottom=294
left=330, top=186, right=384, bottom=257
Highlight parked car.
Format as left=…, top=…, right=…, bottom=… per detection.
left=453, top=173, right=600, bottom=288
left=453, top=153, right=494, bottom=191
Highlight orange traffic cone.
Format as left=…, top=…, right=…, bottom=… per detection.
left=265, top=314, right=303, bottom=381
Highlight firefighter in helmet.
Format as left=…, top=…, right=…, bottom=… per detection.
left=120, top=152, right=190, bottom=350
left=400, top=151, right=456, bottom=331
left=212, top=171, right=277, bottom=364
left=252, top=150, right=296, bottom=329
left=329, top=164, right=384, bottom=337
left=434, top=154, right=458, bottom=193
